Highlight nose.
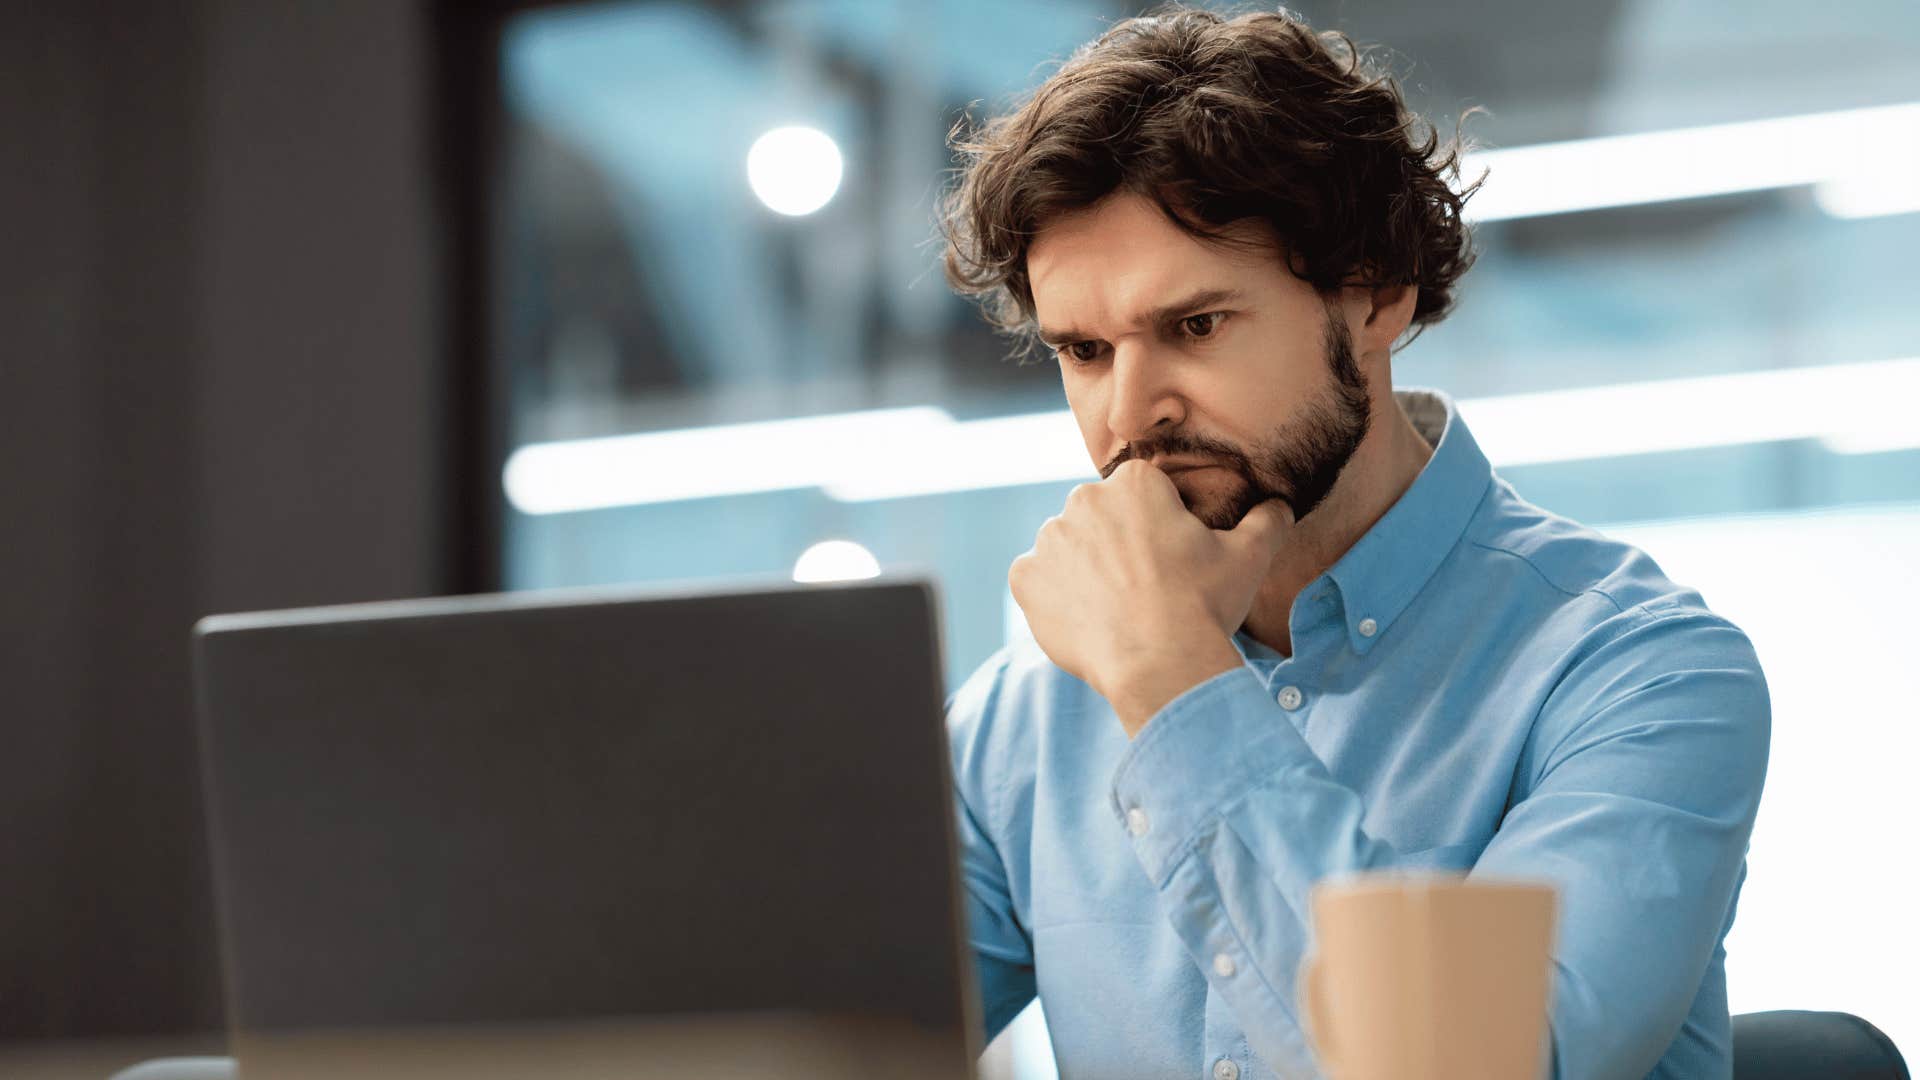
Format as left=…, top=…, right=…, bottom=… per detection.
left=1105, top=341, right=1184, bottom=446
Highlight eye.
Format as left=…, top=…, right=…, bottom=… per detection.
left=1058, top=340, right=1105, bottom=365
left=1180, top=312, right=1226, bottom=339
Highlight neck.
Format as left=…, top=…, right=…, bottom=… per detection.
left=1240, top=391, right=1434, bottom=657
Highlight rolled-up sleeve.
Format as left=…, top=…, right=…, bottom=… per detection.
left=1108, top=601, right=1770, bottom=1079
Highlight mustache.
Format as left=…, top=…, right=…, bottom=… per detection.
left=1101, top=431, right=1253, bottom=479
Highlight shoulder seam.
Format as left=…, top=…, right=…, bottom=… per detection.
left=1465, top=538, right=1628, bottom=614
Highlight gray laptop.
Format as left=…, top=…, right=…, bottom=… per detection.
left=192, top=576, right=977, bottom=1078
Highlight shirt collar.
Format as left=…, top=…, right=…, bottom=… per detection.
left=1234, top=386, right=1493, bottom=661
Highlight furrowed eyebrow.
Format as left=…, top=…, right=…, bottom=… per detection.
left=1036, top=287, right=1246, bottom=347
left=1036, top=324, right=1088, bottom=348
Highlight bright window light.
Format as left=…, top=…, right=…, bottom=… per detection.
left=746, top=125, right=844, bottom=216
left=501, top=358, right=1919, bottom=514
left=1462, top=102, right=1920, bottom=223
left=1604, top=505, right=1920, bottom=1063
left=791, top=539, right=880, bottom=583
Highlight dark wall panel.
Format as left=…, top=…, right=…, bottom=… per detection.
left=0, top=0, right=447, bottom=1043
left=196, top=0, right=446, bottom=613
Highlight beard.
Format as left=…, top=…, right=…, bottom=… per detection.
left=1101, top=304, right=1372, bottom=530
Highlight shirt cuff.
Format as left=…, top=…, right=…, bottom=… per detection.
left=1109, top=663, right=1318, bottom=885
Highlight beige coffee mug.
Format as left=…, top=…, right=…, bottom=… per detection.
left=1298, top=873, right=1557, bottom=1080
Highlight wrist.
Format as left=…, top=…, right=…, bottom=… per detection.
left=1101, top=631, right=1244, bottom=738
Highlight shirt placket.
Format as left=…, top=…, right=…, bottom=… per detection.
left=1264, top=584, right=1342, bottom=733
left=1200, top=988, right=1255, bottom=1080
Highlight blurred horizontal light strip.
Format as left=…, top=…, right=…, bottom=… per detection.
left=1462, top=102, right=1920, bottom=222
left=1814, top=174, right=1920, bottom=220
left=502, top=406, right=955, bottom=514
left=820, top=410, right=1091, bottom=501
left=502, top=358, right=1920, bottom=514
left=1462, top=357, right=1920, bottom=466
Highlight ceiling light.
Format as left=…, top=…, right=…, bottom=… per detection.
left=792, top=540, right=880, bottom=583
left=746, top=125, right=844, bottom=216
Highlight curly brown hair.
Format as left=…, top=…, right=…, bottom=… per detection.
left=940, top=4, right=1481, bottom=359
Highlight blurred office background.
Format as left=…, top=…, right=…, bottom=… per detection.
left=3, top=0, right=1915, bottom=1075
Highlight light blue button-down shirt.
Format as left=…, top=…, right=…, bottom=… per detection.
left=946, top=387, right=1771, bottom=1079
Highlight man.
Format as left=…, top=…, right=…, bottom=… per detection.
left=937, top=7, right=1770, bottom=1080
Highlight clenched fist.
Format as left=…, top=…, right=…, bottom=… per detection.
left=1010, top=459, right=1294, bottom=736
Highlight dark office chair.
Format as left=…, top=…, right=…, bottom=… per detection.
left=1734, top=1010, right=1909, bottom=1080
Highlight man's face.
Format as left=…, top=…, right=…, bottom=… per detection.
left=1027, top=192, right=1374, bottom=530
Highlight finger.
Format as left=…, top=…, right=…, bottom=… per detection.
left=1229, top=498, right=1295, bottom=560
left=1007, top=551, right=1034, bottom=602
left=1109, top=458, right=1186, bottom=509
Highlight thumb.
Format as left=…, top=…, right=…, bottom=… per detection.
left=1228, top=498, right=1295, bottom=563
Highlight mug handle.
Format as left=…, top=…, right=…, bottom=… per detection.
left=1299, top=954, right=1339, bottom=1073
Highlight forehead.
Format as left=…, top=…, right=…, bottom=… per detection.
left=1026, top=192, right=1281, bottom=324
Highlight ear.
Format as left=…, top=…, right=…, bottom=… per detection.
left=1350, top=280, right=1418, bottom=358
left=1365, top=281, right=1416, bottom=328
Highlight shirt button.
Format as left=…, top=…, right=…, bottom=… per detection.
left=1277, top=685, right=1303, bottom=710
left=1213, top=1058, right=1240, bottom=1080
left=1125, top=807, right=1150, bottom=837
left=1212, top=952, right=1236, bottom=977
left=1358, top=617, right=1378, bottom=637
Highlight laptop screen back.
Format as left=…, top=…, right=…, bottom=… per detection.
left=192, top=578, right=971, bottom=1064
